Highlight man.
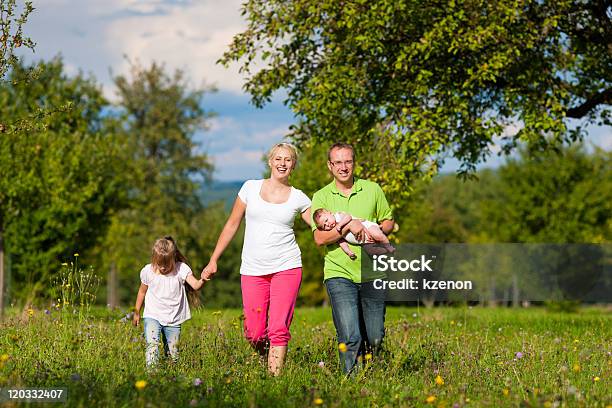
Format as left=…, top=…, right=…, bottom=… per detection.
left=311, top=142, right=394, bottom=374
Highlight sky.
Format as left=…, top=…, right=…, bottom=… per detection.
left=20, top=0, right=611, bottom=181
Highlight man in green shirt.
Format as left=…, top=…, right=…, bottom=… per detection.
left=312, top=143, right=394, bottom=374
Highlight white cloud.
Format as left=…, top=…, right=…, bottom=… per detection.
left=102, top=0, right=247, bottom=94
left=25, top=0, right=248, bottom=94
left=212, top=147, right=266, bottom=181
left=203, top=116, right=293, bottom=179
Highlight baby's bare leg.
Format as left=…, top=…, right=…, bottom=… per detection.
left=367, top=225, right=389, bottom=243
left=338, top=239, right=356, bottom=260
left=366, top=225, right=395, bottom=253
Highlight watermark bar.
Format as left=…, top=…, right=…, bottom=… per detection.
left=0, top=388, right=68, bottom=403
left=360, top=244, right=612, bottom=303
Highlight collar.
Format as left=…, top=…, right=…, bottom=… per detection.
left=330, top=177, right=364, bottom=196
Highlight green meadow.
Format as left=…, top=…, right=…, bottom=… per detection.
left=1, top=306, right=610, bottom=407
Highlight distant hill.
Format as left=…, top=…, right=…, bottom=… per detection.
left=200, top=180, right=244, bottom=209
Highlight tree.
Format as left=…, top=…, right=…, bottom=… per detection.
left=0, top=58, right=129, bottom=302
left=96, top=61, right=217, bottom=305
left=0, top=0, right=34, bottom=79
left=483, top=145, right=611, bottom=243
left=0, top=0, right=34, bottom=316
left=220, top=0, right=611, bottom=203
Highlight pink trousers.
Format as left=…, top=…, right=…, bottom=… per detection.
left=240, top=267, right=302, bottom=346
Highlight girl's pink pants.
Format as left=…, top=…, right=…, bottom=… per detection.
left=240, top=267, right=302, bottom=346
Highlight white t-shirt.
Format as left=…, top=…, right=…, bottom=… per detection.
left=140, top=262, right=192, bottom=326
left=238, top=179, right=311, bottom=276
left=334, top=212, right=378, bottom=245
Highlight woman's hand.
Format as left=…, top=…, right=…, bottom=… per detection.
left=201, top=261, right=218, bottom=281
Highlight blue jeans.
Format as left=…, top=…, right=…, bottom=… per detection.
left=143, top=318, right=181, bottom=367
left=325, top=277, right=387, bottom=374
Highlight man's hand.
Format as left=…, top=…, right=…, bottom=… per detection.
left=348, top=219, right=371, bottom=243
left=132, top=310, right=141, bottom=326
left=201, top=260, right=217, bottom=281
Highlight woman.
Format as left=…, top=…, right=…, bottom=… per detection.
left=202, top=142, right=311, bottom=375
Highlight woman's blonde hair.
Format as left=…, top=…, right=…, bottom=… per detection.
left=267, top=142, right=298, bottom=167
left=151, top=236, right=200, bottom=308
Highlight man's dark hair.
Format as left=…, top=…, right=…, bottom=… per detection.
left=327, top=143, right=355, bottom=162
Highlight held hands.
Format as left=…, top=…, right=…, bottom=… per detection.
left=201, top=260, right=218, bottom=281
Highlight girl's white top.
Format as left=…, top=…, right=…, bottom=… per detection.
left=140, top=262, right=192, bottom=326
left=238, top=179, right=311, bottom=276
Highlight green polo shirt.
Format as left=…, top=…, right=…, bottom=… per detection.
left=311, top=178, right=393, bottom=283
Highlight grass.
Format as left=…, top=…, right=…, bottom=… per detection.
left=0, top=305, right=610, bottom=407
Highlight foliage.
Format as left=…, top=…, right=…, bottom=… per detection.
left=95, top=61, right=218, bottom=305
left=396, top=145, right=611, bottom=244
left=483, top=146, right=611, bottom=243
left=0, top=58, right=129, bottom=301
left=0, top=0, right=34, bottom=80
left=0, top=306, right=610, bottom=406
left=220, top=0, right=611, bottom=204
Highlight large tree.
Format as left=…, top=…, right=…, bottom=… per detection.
left=97, top=61, right=217, bottom=304
left=0, top=58, right=129, bottom=302
left=221, top=0, right=611, bottom=202
left=0, top=0, right=34, bottom=315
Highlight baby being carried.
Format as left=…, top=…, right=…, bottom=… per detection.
left=313, top=209, right=395, bottom=259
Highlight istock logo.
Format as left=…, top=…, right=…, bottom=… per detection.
left=372, top=255, right=435, bottom=272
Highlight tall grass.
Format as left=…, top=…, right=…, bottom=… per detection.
left=0, top=306, right=610, bottom=407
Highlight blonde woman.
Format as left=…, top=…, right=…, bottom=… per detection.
left=202, top=143, right=311, bottom=375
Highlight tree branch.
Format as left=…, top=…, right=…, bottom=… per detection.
left=566, top=88, right=612, bottom=119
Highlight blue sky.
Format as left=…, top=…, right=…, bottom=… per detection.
left=21, top=0, right=611, bottom=181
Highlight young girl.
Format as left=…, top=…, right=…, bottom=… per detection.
left=132, top=236, right=204, bottom=367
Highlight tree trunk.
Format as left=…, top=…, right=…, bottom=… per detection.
left=107, top=261, right=118, bottom=308
left=512, top=274, right=520, bottom=308
left=0, top=223, right=4, bottom=320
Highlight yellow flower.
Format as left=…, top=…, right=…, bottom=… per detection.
left=573, top=339, right=579, bottom=344
left=338, top=343, right=347, bottom=353
left=435, top=375, right=444, bottom=386
left=27, top=308, right=34, bottom=317
left=426, top=395, right=436, bottom=404
left=135, top=380, right=147, bottom=390
left=365, top=353, right=372, bottom=361
left=502, top=388, right=509, bottom=396
left=450, top=320, right=455, bottom=325
left=0, top=354, right=9, bottom=362
left=573, top=363, right=581, bottom=372
left=593, top=376, right=600, bottom=382
left=314, top=398, right=323, bottom=405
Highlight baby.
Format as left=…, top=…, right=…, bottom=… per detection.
left=313, top=208, right=395, bottom=259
